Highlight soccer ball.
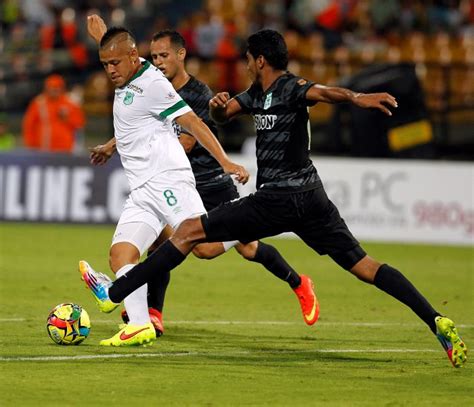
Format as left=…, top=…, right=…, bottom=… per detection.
left=46, top=303, right=91, bottom=345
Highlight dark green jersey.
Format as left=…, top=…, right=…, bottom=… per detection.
left=235, top=72, right=321, bottom=192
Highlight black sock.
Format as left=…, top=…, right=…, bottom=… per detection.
left=147, top=271, right=170, bottom=313
left=374, top=264, right=440, bottom=333
left=109, top=240, right=185, bottom=303
left=250, top=241, right=301, bottom=288
left=146, top=246, right=170, bottom=313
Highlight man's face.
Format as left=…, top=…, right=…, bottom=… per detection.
left=99, top=42, right=138, bottom=88
left=150, top=37, right=183, bottom=81
left=45, top=87, right=63, bottom=99
left=246, top=51, right=259, bottom=84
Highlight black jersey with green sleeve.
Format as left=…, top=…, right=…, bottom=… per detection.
left=234, top=72, right=321, bottom=192
left=174, top=76, right=233, bottom=191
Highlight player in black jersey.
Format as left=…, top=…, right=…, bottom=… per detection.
left=85, top=17, right=320, bottom=337
left=139, top=29, right=319, bottom=329
left=83, top=28, right=466, bottom=368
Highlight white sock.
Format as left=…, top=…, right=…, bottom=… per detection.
left=222, top=240, right=239, bottom=252
left=116, top=264, right=150, bottom=325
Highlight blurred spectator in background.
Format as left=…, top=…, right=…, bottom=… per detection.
left=1, top=0, right=472, bottom=159
left=1, top=0, right=21, bottom=31
left=22, top=74, right=85, bottom=153
left=0, top=113, right=16, bottom=151
left=40, top=7, right=88, bottom=70
left=428, top=0, right=463, bottom=33
left=215, top=21, right=243, bottom=94
left=177, top=15, right=197, bottom=56
left=194, top=11, right=224, bottom=60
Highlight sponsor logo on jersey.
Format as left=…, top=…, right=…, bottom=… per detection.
left=124, top=91, right=134, bottom=105
left=263, top=92, right=273, bottom=110
left=126, top=84, right=143, bottom=94
left=165, top=91, right=176, bottom=100
left=254, top=114, right=277, bottom=130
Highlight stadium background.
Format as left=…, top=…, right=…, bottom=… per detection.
left=1, top=0, right=473, bottom=157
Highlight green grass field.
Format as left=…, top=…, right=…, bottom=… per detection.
left=0, top=223, right=472, bottom=406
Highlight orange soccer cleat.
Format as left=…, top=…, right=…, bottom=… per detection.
left=293, top=275, right=320, bottom=326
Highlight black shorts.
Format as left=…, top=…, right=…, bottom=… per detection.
left=201, top=186, right=366, bottom=270
left=198, top=183, right=240, bottom=212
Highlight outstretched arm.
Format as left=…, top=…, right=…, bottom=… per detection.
left=306, top=84, right=398, bottom=116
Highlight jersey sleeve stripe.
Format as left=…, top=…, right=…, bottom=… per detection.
left=159, top=100, right=189, bottom=119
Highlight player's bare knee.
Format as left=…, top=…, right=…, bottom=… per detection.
left=350, top=255, right=381, bottom=284
left=109, top=252, right=125, bottom=274
left=191, top=245, right=207, bottom=259
left=171, top=217, right=206, bottom=248
left=109, top=243, right=140, bottom=273
left=108, top=248, right=119, bottom=272
left=236, top=241, right=258, bottom=260
left=192, top=244, right=217, bottom=260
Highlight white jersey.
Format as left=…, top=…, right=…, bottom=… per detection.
left=113, top=59, right=193, bottom=190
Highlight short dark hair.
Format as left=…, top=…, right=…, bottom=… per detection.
left=100, top=26, right=136, bottom=48
left=247, top=29, right=288, bottom=70
left=152, top=29, right=186, bottom=49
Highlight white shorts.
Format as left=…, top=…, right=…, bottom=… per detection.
left=112, top=169, right=206, bottom=255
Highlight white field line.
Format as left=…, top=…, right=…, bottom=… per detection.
left=1, top=318, right=473, bottom=328
left=0, top=348, right=439, bottom=362
left=0, top=318, right=26, bottom=322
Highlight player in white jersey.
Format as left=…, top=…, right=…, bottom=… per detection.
left=79, top=26, right=249, bottom=347
left=111, top=57, right=192, bottom=190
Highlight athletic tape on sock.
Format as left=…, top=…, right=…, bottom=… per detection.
left=222, top=240, right=239, bottom=252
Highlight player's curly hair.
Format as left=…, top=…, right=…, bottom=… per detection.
left=100, top=26, right=136, bottom=48
left=247, top=29, right=288, bottom=70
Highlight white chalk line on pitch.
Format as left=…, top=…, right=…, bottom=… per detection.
left=0, top=318, right=26, bottom=322
left=0, top=318, right=473, bottom=328
left=0, top=348, right=439, bottom=362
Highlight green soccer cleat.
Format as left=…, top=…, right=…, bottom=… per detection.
left=121, top=307, right=164, bottom=337
left=78, top=260, right=119, bottom=314
left=100, top=322, right=156, bottom=347
left=435, top=316, right=467, bottom=368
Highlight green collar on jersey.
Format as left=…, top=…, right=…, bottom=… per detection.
left=123, top=60, right=151, bottom=87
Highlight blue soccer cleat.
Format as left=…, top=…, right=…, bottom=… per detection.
left=78, top=260, right=119, bottom=313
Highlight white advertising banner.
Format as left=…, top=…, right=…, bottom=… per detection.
left=232, top=155, right=474, bottom=246
left=0, top=152, right=472, bottom=246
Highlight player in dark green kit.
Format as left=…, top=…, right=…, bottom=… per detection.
left=82, top=29, right=467, bottom=368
